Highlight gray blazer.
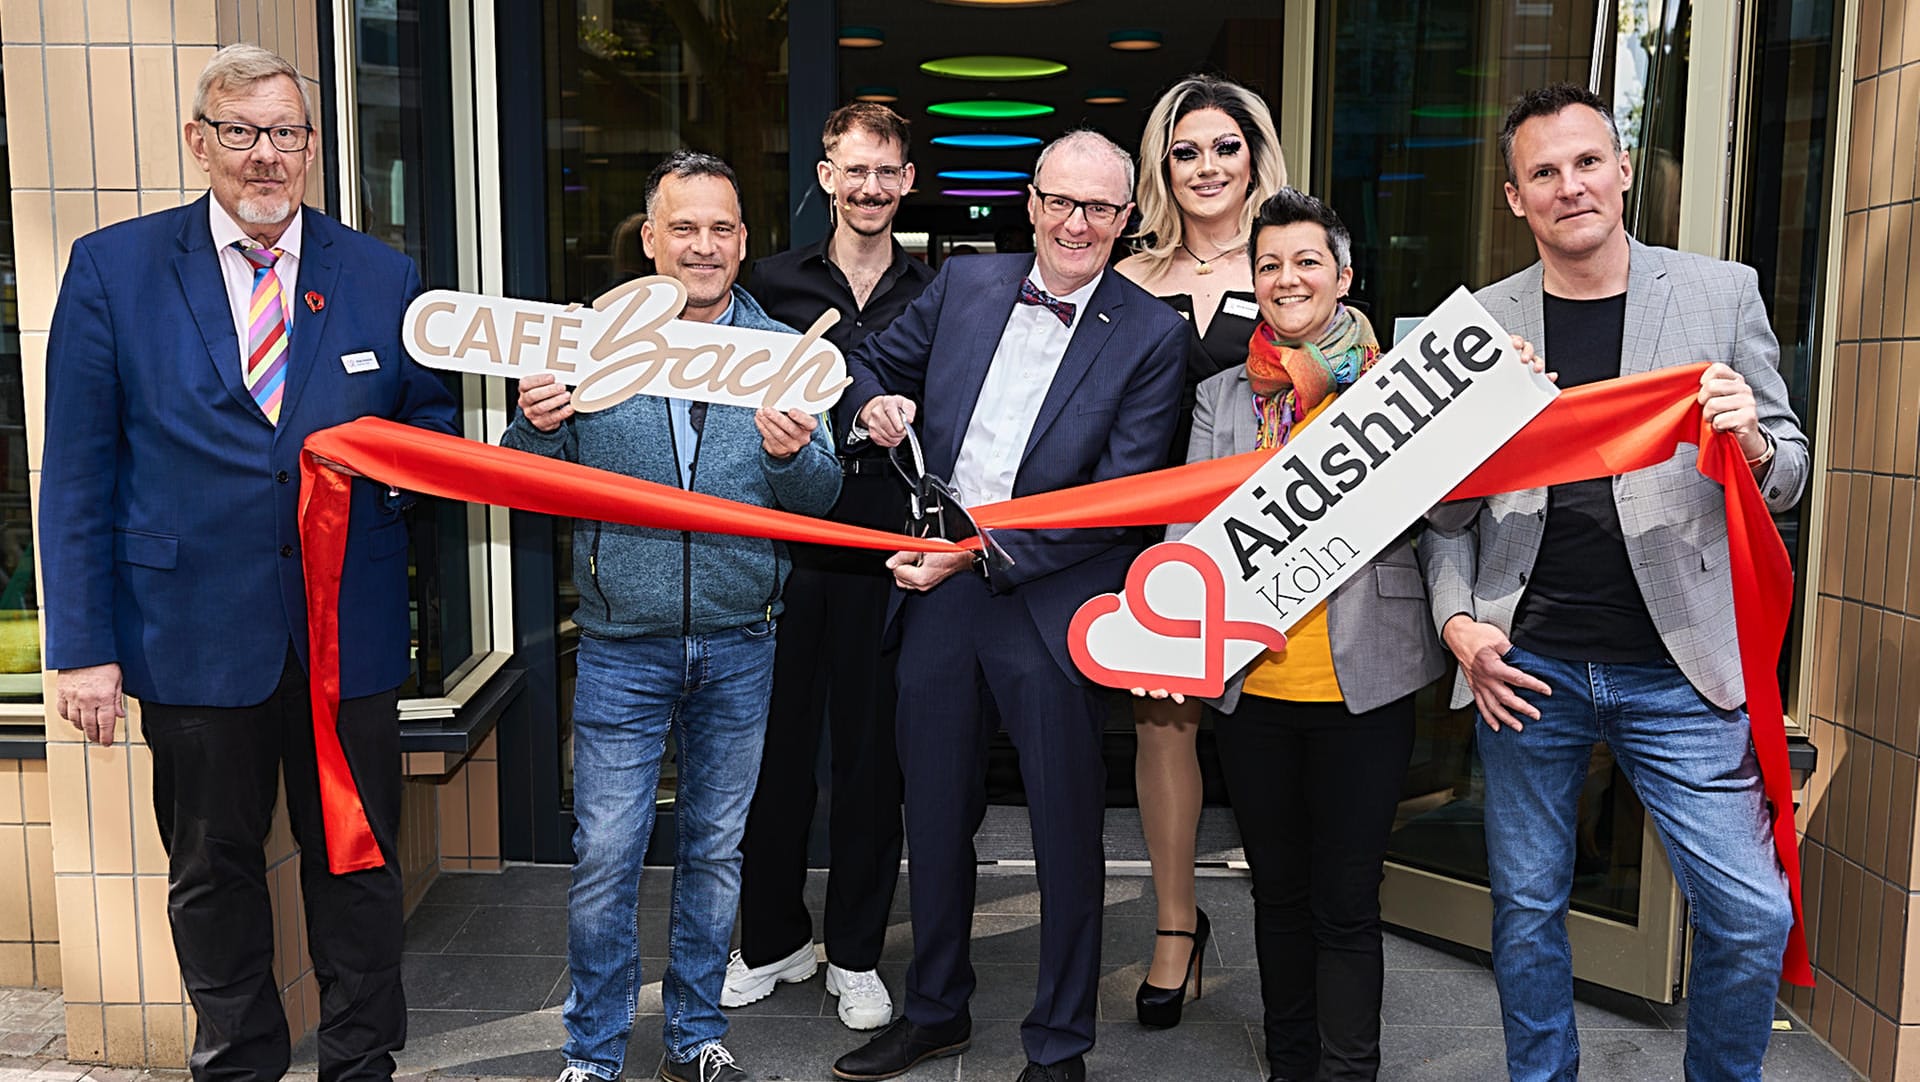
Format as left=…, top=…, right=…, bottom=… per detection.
left=1418, top=238, right=1809, bottom=711
left=1170, top=364, right=1449, bottom=715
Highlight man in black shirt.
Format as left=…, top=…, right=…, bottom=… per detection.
left=725, top=102, right=934, bottom=1032
left=1419, top=84, right=1808, bottom=1080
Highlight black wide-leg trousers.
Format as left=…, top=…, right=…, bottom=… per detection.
left=736, top=551, right=904, bottom=971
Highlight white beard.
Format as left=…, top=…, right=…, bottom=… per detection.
left=236, top=193, right=293, bottom=225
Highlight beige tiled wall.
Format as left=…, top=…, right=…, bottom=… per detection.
left=436, top=731, right=503, bottom=874
left=0, top=759, right=57, bottom=988
left=1784, top=0, right=1920, bottom=1076
left=5, top=0, right=325, bottom=1066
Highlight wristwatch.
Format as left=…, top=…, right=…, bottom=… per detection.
left=1745, top=428, right=1776, bottom=470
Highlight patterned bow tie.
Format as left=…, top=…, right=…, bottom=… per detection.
left=1018, top=278, right=1076, bottom=327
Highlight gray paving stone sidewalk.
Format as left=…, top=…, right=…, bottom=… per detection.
left=0, top=868, right=1859, bottom=1081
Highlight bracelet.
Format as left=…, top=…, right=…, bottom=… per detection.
left=1745, top=431, right=1775, bottom=469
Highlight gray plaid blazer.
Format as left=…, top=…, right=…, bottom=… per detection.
left=1170, top=365, right=1449, bottom=715
left=1419, top=238, right=1809, bottom=710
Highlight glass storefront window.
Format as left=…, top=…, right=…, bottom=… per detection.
left=1321, top=0, right=1696, bottom=930
left=354, top=0, right=476, bottom=697
left=1739, top=0, right=1839, bottom=588
left=0, top=54, right=39, bottom=703
left=542, top=0, right=792, bottom=808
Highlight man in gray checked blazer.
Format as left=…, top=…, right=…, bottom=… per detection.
left=1419, top=85, right=1808, bottom=1082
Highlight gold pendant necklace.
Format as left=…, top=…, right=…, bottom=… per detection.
left=1179, top=241, right=1236, bottom=275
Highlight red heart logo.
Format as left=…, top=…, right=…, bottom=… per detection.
left=1068, top=541, right=1287, bottom=697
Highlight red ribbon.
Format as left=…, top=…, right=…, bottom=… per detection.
left=297, top=362, right=1808, bottom=984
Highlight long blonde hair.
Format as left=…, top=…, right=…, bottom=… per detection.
left=1131, top=75, right=1288, bottom=280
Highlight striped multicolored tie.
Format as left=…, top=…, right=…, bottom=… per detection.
left=236, top=243, right=289, bottom=423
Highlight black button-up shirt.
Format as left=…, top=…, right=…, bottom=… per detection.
left=748, top=236, right=935, bottom=442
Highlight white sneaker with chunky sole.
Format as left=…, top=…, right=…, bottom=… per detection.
left=825, top=963, right=893, bottom=1030
left=719, top=941, right=818, bottom=1007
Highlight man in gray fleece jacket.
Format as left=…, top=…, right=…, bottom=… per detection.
left=503, top=150, right=840, bottom=1082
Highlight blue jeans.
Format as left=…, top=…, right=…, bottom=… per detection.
left=562, top=624, right=776, bottom=1077
left=1476, top=644, right=1793, bottom=1082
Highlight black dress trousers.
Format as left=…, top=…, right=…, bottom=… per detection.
left=143, top=650, right=405, bottom=1082
left=736, top=469, right=905, bottom=971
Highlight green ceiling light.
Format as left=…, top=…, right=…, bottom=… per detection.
left=919, top=55, right=1068, bottom=80
left=1107, top=29, right=1163, bottom=51
left=853, top=85, right=900, bottom=103
left=927, top=99, right=1055, bottom=119
left=1083, top=87, right=1128, bottom=105
left=838, top=25, right=885, bottom=47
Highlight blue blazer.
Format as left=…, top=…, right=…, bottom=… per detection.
left=845, top=252, right=1188, bottom=680
left=39, top=196, right=459, bottom=707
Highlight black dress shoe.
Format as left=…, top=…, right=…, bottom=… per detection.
left=1016, top=1055, right=1086, bottom=1082
left=831, top=1015, right=971, bottom=1081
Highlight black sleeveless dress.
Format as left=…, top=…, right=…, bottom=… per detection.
left=1160, top=291, right=1262, bottom=467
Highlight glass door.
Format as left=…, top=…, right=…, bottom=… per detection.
left=1313, top=0, right=1720, bottom=1001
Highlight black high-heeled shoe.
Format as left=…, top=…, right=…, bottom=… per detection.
left=1135, top=907, right=1210, bottom=1028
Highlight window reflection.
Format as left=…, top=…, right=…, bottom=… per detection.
left=0, top=53, right=39, bottom=703
left=355, top=0, right=475, bottom=697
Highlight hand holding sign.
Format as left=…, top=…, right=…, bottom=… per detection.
left=405, top=275, right=851, bottom=414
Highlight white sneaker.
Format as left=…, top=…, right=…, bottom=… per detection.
left=555, top=1066, right=602, bottom=1082
left=825, top=963, right=893, bottom=1030
left=719, top=941, right=818, bottom=1007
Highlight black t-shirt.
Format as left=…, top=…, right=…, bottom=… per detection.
left=746, top=236, right=935, bottom=572
left=1509, top=292, right=1666, bottom=663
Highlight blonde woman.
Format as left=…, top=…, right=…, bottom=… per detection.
left=1115, top=74, right=1287, bottom=1029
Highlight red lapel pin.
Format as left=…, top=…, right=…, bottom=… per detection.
left=305, top=290, right=325, bottom=312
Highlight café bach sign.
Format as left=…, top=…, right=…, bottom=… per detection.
left=402, top=275, right=851, bottom=413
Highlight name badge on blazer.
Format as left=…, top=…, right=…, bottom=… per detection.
left=340, top=351, right=380, bottom=374
left=1223, top=296, right=1260, bottom=321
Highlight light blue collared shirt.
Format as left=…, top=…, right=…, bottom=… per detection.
left=667, top=297, right=736, bottom=488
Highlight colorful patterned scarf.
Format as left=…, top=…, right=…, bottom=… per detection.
left=1246, top=303, right=1381, bottom=450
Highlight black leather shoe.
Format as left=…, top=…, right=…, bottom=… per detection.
left=1016, top=1056, right=1086, bottom=1082
left=1135, top=906, right=1211, bottom=1028
left=831, top=1015, right=971, bottom=1081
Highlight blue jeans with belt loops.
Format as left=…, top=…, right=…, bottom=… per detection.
left=561, top=623, right=776, bottom=1077
left=1475, top=644, right=1793, bottom=1082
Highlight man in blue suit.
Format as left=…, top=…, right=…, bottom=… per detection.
left=38, top=44, right=456, bottom=1082
left=830, top=130, right=1188, bottom=1082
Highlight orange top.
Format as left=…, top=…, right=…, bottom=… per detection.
left=1235, top=395, right=1342, bottom=703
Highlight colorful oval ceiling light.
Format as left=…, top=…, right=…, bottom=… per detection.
left=1083, top=87, right=1128, bottom=105
left=1108, top=29, right=1163, bottom=51
left=938, top=169, right=1031, bottom=181
left=927, top=100, right=1054, bottom=119
left=838, top=25, right=885, bottom=47
left=919, top=55, right=1068, bottom=80
left=853, top=85, right=900, bottom=103
left=942, top=188, right=1025, bottom=198
left=931, top=133, right=1045, bottom=149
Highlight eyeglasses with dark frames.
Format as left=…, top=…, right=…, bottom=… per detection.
left=1031, top=188, right=1128, bottom=227
left=199, top=117, right=313, bottom=153
left=826, top=158, right=909, bottom=191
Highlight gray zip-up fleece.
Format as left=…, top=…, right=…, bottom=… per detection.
left=501, top=285, right=842, bottom=638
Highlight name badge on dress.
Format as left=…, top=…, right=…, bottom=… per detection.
left=340, top=351, right=381, bottom=374
left=1223, top=296, right=1260, bottom=321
